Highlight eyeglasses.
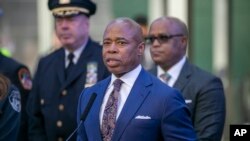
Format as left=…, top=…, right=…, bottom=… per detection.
left=145, top=34, right=183, bottom=45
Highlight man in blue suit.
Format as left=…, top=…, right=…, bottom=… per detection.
left=27, top=0, right=110, bottom=141
left=76, top=17, right=196, bottom=141
left=147, top=16, right=225, bottom=141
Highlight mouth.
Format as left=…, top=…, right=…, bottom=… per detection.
left=105, top=58, right=120, bottom=67
left=60, top=33, right=71, bottom=39
left=151, top=51, right=161, bottom=57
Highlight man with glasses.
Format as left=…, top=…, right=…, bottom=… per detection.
left=146, top=16, right=226, bottom=141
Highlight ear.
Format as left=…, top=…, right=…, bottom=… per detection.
left=180, top=36, right=188, bottom=50
left=137, top=42, right=145, bottom=56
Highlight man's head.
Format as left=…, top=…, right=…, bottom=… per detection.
left=102, top=17, right=145, bottom=77
left=48, top=0, right=96, bottom=51
left=147, top=16, right=188, bottom=71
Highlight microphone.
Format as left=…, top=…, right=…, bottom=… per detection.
left=80, top=93, right=97, bottom=121
left=66, top=93, right=97, bottom=141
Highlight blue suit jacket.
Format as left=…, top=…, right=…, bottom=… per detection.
left=77, top=68, right=197, bottom=141
left=149, top=60, right=225, bottom=141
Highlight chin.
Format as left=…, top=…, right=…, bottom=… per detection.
left=112, top=72, right=125, bottom=78
left=108, top=68, right=119, bottom=74
left=60, top=39, right=74, bottom=45
left=152, top=59, right=161, bottom=64
left=62, top=42, right=73, bottom=46
left=108, top=68, right=124, bottom=77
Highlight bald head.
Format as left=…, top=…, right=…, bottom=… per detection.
left=149, top=16, right=189, bottom=71
left=102, top=17, right=145, bottom=77
left=104, top=17, right=144, bottom=44
left=151, top=16, right=188, bottom=38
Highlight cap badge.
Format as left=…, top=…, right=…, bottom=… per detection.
left=59, top=0, right=70, bottom=4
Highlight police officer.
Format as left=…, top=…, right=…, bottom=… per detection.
left=27, top=0, right=110, bottom=141
left=0, top=53, right=32, bottom=141
left=0, top=74, right=21, bottom=141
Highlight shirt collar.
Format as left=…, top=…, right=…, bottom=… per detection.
left=157, top=56, right=186, bottom=81
left=109, top=65, right=142, bottom=89
left=64, top=40, right=88, bottom=64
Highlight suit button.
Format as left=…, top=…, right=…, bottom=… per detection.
left=40, top=99, right=44, bottom=105
left=58, top=104, right=64, bottom=111
left=57, top=120, right=63, bottom=128
left=58, top=137, right=63, bottom=141
left=62, top=90, right=67, bottom=96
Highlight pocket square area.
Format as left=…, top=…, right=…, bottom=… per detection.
left=185, top=99, right=192, bottom=104
left=135, top=115, right=151, bottom=119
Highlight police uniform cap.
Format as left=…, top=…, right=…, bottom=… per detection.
left=48, top=0, right=96, bottom=17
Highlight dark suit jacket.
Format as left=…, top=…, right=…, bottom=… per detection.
left=77, top=68, right=197, bottom=141
left=0, top=53, right=31, bottom=141
left=0, top=85, right=21, bottom=141
left=149, top=60, right=225, bottom=141
left=27, top=39, right=110, bottom=141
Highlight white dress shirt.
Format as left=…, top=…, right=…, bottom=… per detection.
left=100, top=65, right=142, bottom=125
left=157, top=57, right=186, bottom=87
left=64, top=41, right=87, bottom=68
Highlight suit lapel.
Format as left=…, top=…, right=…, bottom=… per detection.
left=112, top=69, right=152, bottom=141
left=173, top=60, right=192, bottom=92
left=56, top=49, right=66, bottom=85
left=85, top=77, right=111, bottom=141
left=150, top=61, right=192, bottom=92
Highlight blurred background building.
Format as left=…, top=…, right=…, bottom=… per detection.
left=0, top=0, right=250, bottom=140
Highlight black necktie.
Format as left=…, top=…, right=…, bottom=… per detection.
left=65, top=53, right=74, bottom=79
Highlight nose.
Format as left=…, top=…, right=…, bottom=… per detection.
left=58, top=19, right=69, bottom=30
left=107, top=42, right=118, bottom=53
left=151, top=38, right=160, bottom=47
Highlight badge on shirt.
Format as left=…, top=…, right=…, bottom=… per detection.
left=9, top=89, right=21, bottom=112
left=85, top=62, right=98, bottom=88
left=18, top=68, right=32, bottom=90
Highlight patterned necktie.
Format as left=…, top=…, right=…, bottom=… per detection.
left=101, top=79, right=123, bottom=141
left=65, top=53, right=74, bottom=79
left=160, top=72, right=171, bottom=84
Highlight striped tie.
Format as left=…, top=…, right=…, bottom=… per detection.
left=160, top=72, right=171, bottom=84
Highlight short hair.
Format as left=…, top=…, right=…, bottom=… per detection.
left=152, top=16, right=189, bottom=37
left=133, top=15, right=148, bottom=26
left=105, top=17, right=144, bottom=43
